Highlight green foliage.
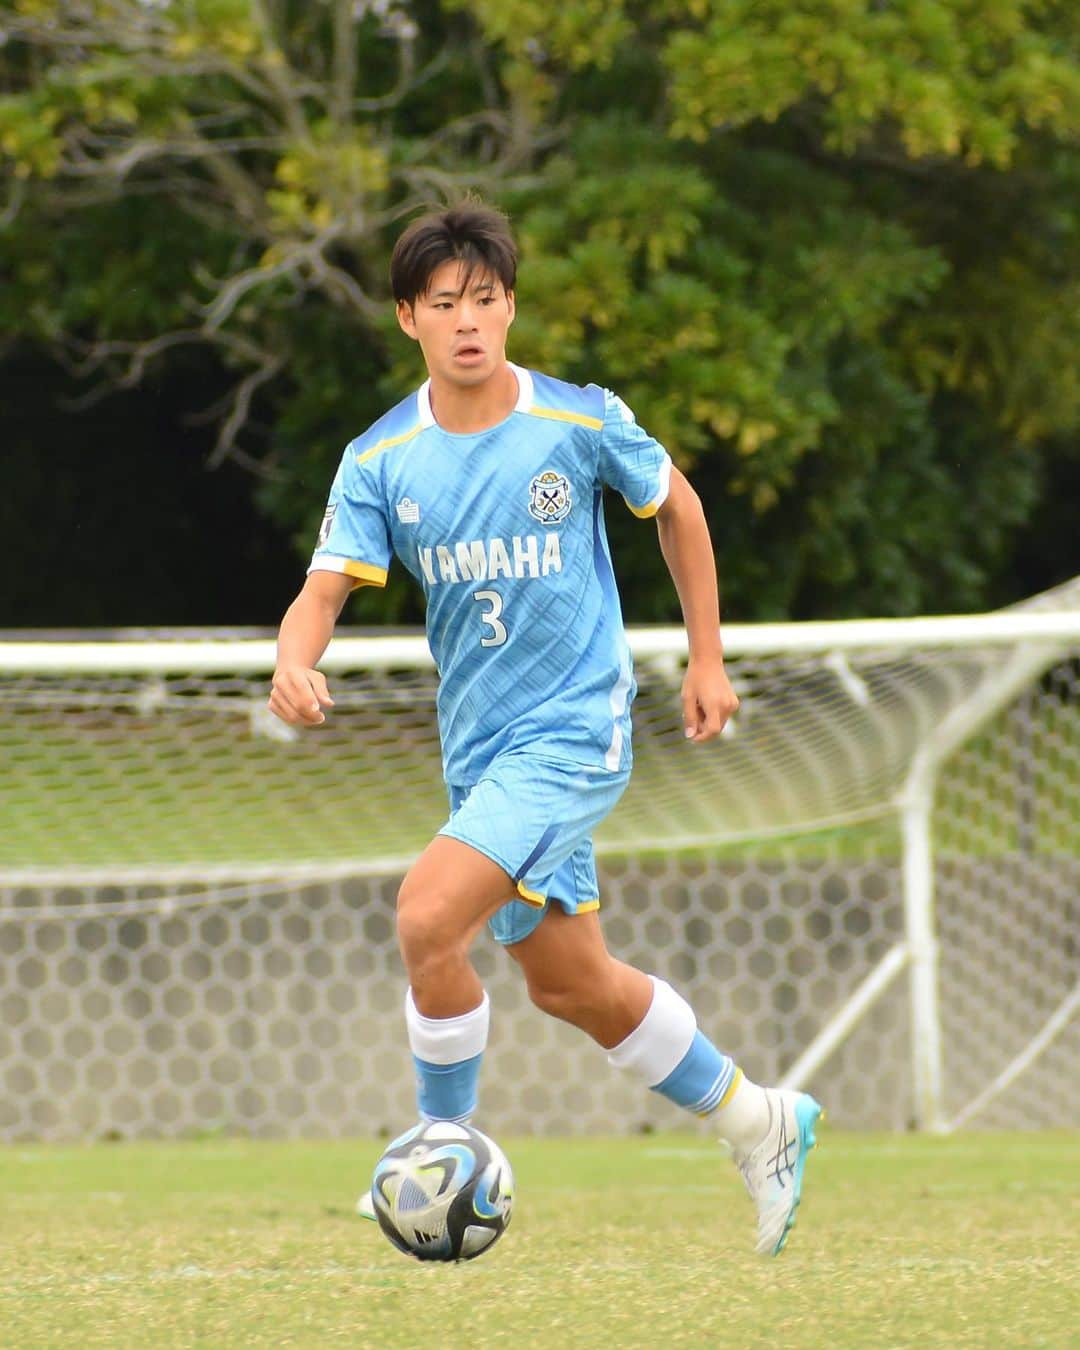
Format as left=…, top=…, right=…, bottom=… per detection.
left=0, top=0, right=1076, bottom=621
left=661, top=0, right=1080, bottom=164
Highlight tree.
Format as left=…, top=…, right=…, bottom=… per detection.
left=1, top=0, right=529, bottom=467
left=478, top=0, right=1080, bottom=614
left=1, top=0, right=1077, bottom=622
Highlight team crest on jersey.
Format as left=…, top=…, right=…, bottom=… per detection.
left=528, top=470, right=572, bottom=525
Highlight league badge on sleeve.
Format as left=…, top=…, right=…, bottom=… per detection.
left=317, top=503, right=338, bottom=548
left=528, top=471, right=572, bottom=525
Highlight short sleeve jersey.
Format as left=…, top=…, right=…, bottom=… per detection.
left=309, top=364, right=672, bottom=787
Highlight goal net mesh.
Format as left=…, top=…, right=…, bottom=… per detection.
left=1, top=580, right=1077, bottom=1140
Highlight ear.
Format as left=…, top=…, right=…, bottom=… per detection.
left=396, top=299, right=418, bottom=341
left=505, top=290, right=516, bottom=328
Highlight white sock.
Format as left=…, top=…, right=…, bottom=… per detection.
left=405, top=989, right=490, bottom=1064
left=605, top=976, right=697, bottom=1085
left=713, top=1074, right=772, bottom=1153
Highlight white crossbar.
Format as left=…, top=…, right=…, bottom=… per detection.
left=1, top=610, right=1078, bottom=675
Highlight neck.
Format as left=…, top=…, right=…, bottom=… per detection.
left=428, top=362, right=519, bottom=434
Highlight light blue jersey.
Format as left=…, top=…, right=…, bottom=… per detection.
left=309, top=363, right=672, bottom=790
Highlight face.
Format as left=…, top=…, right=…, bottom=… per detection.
left=397, top=259, right=515, bottom=389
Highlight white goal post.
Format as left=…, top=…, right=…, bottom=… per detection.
left=1, top=582, right=1077, bottom=1141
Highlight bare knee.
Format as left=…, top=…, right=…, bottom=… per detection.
left=526, top=976, right=577, bottom=1025
left=396, top=878, right=467, bottom=983
left=524, top=962, right=613, bottom=1030
left=517, top=950, right=652, bottom=1047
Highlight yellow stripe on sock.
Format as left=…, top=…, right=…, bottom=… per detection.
left=704, top=1066, right=744, bottom=1116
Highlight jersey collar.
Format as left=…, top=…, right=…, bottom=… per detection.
left=417, top=363, right=533, bottom=428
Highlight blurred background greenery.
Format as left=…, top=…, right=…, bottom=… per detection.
left=1, top=0, right=1077, bottom=627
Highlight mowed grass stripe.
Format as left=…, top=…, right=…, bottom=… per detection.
left=0, top=1132, right=1076, bottom=1348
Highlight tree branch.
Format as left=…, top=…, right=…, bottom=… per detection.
left=206, top=352, right=286, bottom=470
left=1, top=0, right=548, bottom=465
left=330, top=0, right=358, bottom=129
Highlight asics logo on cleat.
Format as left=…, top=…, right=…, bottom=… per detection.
left=766, top=1111, right=797, bottom=1188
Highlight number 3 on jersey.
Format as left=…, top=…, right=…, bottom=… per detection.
left=473, top=590, right=507, bottom=648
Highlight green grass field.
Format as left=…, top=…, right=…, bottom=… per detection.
left=2, top=1132, right=1077, bottom=1348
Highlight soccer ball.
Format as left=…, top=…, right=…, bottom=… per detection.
left=371, top=1120, right=514, bottom=1262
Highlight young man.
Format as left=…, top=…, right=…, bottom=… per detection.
left=269, top=203, right=821, bottom=1256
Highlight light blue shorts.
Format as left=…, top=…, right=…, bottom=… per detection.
left=440, top=751, right=630, bottom=946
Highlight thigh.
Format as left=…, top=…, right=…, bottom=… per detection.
left=398, top=834, right=517, bottom=943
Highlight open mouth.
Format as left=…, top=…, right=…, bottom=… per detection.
left=454, top=345, right=485, bottom=360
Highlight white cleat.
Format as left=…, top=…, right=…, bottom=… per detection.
left=731, top=1088, right=822, bottom=1256
left=356, top=1189, right=376, bottom=1222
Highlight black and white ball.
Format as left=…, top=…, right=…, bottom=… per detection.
left=371, top=1121, right=514, bottom=1262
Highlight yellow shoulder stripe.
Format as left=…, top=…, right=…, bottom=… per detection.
left=343, top=561, right=388, bottom=588
left=527, top=405, right=603, bottom=431
left=356, top=424, right=422, bottom=466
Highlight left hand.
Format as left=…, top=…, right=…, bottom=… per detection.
left=682, top=654, right=739, bottom=742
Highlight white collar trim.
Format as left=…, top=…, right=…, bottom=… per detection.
left=416, top=363, right=532, bottom=428
left=509, top=362, right=533, bottom=410
left=417, top=378, right=436, bottom=427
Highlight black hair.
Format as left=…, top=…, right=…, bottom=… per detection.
left=390, top=202, right=517, bottom=306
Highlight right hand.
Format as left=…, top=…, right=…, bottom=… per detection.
left=268, top=666, right=335, bottom=726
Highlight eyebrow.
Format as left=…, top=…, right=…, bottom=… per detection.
left=427, top=280, right=499, bottom=300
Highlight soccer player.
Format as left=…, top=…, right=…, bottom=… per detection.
left=269, top=202, right=821, bottom=1256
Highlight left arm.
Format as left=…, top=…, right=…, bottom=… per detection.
left=655, top=465, right=739, bottom=742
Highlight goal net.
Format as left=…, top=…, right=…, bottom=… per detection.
left=1, top=579, right=1077, bottom=1141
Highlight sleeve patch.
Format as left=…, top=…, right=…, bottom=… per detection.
left=316, top=503, right=338, bottom=549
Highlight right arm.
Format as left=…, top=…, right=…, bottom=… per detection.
left=268, top=571, right=356, bottom=726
